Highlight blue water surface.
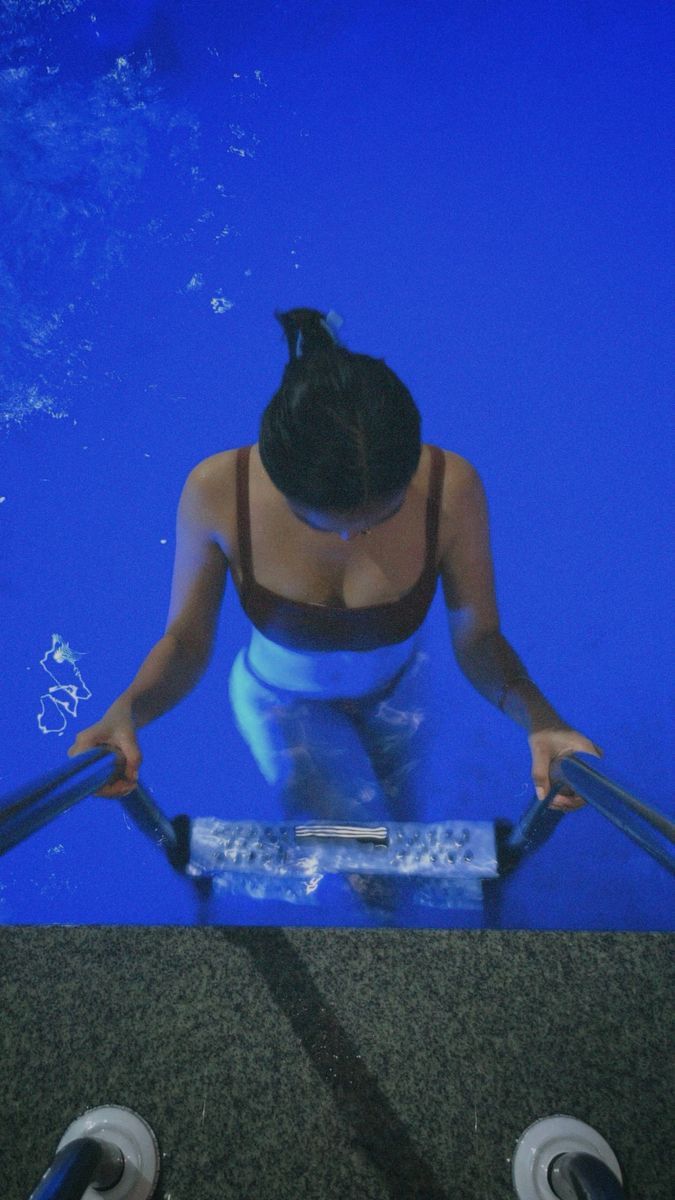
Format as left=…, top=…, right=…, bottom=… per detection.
left=0, top=0, right=673, bottom=928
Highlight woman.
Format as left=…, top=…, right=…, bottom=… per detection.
left=68, top=306, right=602, bottom=907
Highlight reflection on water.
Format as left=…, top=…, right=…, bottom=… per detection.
left=0, top=1, right=199, bottom=433
left=36, top=633, right=91, bottom=735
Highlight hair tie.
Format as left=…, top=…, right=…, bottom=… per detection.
left=295, top=309, right=344, bottom=359
left=320, top=309, right=344, bottom=344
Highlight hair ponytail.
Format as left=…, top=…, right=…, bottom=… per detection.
left=260, top=306, right=421, bottom=511
left=274, top=307, right=345, bottom=362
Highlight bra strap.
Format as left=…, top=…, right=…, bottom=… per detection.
left=236, top=445, right=254, bottom=591
left=424, top=444, right=445, bottom=577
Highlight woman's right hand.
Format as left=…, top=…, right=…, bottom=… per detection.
left=67, top=703, right=142, bottom=798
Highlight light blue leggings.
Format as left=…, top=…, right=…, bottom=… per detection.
left=226, top=645, right=456, bottom=913
left=227, top=644, right=433, bottom=825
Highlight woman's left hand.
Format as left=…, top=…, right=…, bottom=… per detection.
left=528, top=726, right=604, bottom=812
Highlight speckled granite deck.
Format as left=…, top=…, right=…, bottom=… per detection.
left=1, top=929, right=672, bottom=1200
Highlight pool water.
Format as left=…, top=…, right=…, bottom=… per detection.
left=1, top=0, right=673, bottom=929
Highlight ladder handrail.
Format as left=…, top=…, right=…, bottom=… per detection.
left=1, top=748, right=673, bottom=875
left=505, top=751, right=675, bottom=875
left=27, top=1105, right=159, bottom=1200
left=0, top=749, right=179, bottom=862
left=549, top=1151, right=624, bottom=1199
left=28, top=1135, right=123, bottom=1200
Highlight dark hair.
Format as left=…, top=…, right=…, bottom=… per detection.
left=258, top=306, right=422, bottom=512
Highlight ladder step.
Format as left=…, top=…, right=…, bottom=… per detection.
left=187, top=818, right=498, bottom=881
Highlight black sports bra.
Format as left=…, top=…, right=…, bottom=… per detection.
left=231, top=443, right=445, bottom=652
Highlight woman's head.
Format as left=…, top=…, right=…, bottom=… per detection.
left=259, top=307, right=422, bottom=536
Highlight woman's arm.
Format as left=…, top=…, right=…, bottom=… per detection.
left=116, top=632, right=214, bottom=730
left=67, top=458, right=231, bottom=792
left=440, top=459, right=564, bottom=732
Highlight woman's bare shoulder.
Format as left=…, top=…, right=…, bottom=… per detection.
left=185, top=448, right=242, bottom=558
left=436, top=445, right=474, bottom=491
left=193, top=447, right=238, bottom=479
left=433, top=446, right=477, bottom=557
